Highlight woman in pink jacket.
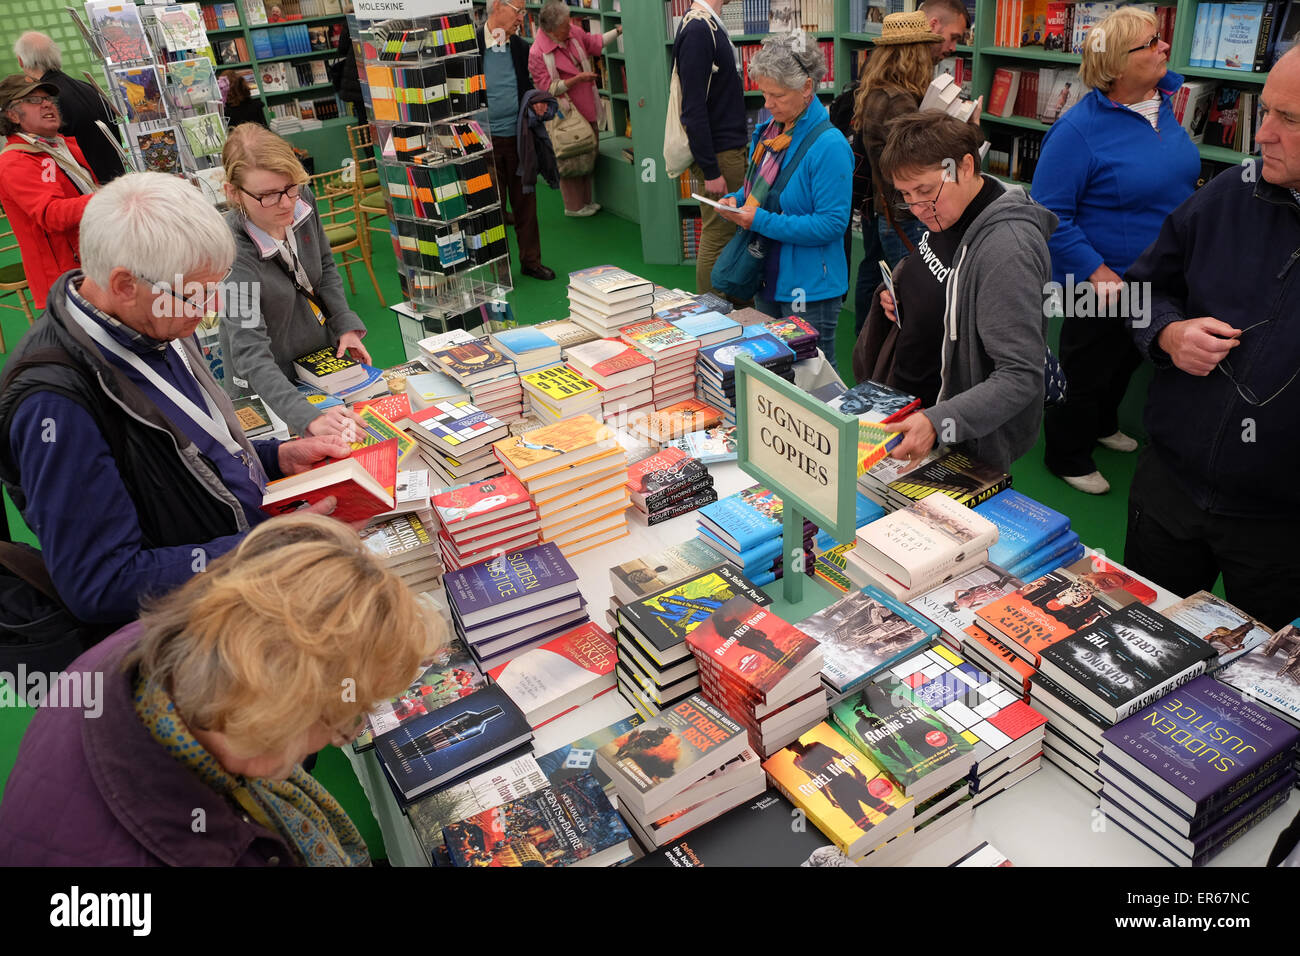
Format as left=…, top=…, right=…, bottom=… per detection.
left=528, top=0, right=620, bottom=216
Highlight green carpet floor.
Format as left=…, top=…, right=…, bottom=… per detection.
left=0, top=182, right=1155, bottom=860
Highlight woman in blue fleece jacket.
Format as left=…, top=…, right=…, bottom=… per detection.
left=1031, top=6, right=1198, bottom=495
left=715, top=33, right=853, bottom=358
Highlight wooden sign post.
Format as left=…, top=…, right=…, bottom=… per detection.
left=733, top=354, right=858, bottom=607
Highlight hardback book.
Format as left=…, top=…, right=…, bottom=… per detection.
left=829, top=380, right=922, bottom=423
left=432, top=473, right=533, bottom=535
left=761, top=721, right=914, bottom=859
left=667, top=424, right=736, bottom=463
left=444, top=542, right=579, bottom=628
left=442, top=770, right=631, bottom=867
left=697, top=484, right=790, bottom=552
left=698, top=334, right=796, bottom=378
left=349, top=406, right=417, bottom=468
left=685, top=595, right=824, bottom=707
left=620, top=318, right=701, bottom=359
left=1217, top=619, right=1300, bottom=727
left=401, top=400, right=508, bottom=457
left=535, top=713, right=646, bottom=795
left=630, top=398, right=725, bottom=443
left=1038, top=604, right=1217, bottom=723
left=595, top=694, right=749, bottom=816
left=428, top=339, right=515, bottom=386
left=520, top=365, right=599, bottom=405
left=406, top=753, right=549, bottom=859
left=796, top=587, right=941, bottom=693
left=855, top=490, right=999, bottom=591
left=491, top=326, right=563, bottom=370
left=564, top=339, right=655, bottom=389
left=634, top=485, right=718, bottom=526
left=1007, top=531, right=1083, bottom=581
left=669, top=310, right=741, bottom=346
left=406, top=369, right=471, bottom=410
left=493, top=414, right=617, bottom=481
left=619, top=563, right=770, bottom=666
left=975, top=489, right=1071, bottom=571
left=260, top=438, right=397, bottom=523
left=488, top=622, right=617, bottom=728
left=361, top=636, right=488, bottom=745
left=618, top=752, right=766, bottom=847
left=359, top=510, right=436, bottom=566
left=535, top=318, right=599, bottom=350
left=375, top=684, right=532, bottom=800
left=756, top=315, right=819, bottom=358
left=831, top=678, right=975, bottom=799
left=886, top=450, right=1011, bottom=509
left=609, top=538, right=726, bottom=605
left=909, top=563, right=1024, bottom=647
left=625, top=446, right=710, bottom=511
left=1100, top=674, right=1300, bottom=819
left=568, top=264, right=654, bottom=306
left=1160, top=591, right=1273, bottom=667
left=293, top=346, right=366, bottom=392
left=631, top=789, right=848, bottom=867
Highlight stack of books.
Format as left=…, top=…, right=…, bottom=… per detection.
left=695, top=333, right=796, bottom=427
left=488, top=621, right=617, bottom=729
left=975, top=489, right=1081, bottom=582
left=399, top=399, right=509, bottom=490
left=618, top=318, right=701, bottom=409
left=1160, top=590, right=1274, bottom=668
left=615, top=563, right=769, bottom=718
left=879, top=450, right=1012, bottom=511
left=845, top=492, right=1000, bottom=602
left=231, top=395, right=290, bottom=441
left=829, top=379, right=921, bottom=424
left=564, top=338, right=655, bottom=421
left=404, top=366, right=470, bottom=411
left=493, top=414, right=630, bottom=556
left=534, top=317, right=599, bottom=353
left=595, top=695, right=762, bottom=852
left=746, top=314, right=819, bottom=361
left=358, top=510, right=443, bottom=593
left=1099, top=675, right=1300, bottom=867
left=373, top=683, right=533, bottom=805
left=669, top=310, right=741, bottom=348
left=667, top=423, right=736, bottom=464
left=293, top=346, right=367, bottom=394
left=858, top=447, right=940, bottom=508
left=1216, top=619, right=1300, bottom=734
left=567, top=265, right=654, bottom=338
left=625, top=446, right=717, bottom=525
left=605, top=538, right=726, bottom=635
left=796, top=587, right=941, bottom=706
left=687, top=595, right=829, bottom=758
left=627, top=397, right=725, bottom=447
left=443, top=542, right=590, bottom=670
left=696, top=484, right=815, bottom=588
left=425, top=337, right=523, bottom=423
left=489, top=325, right=562, bottom=375
left=519, top=364, right=602, bottom=423
left=908, top=562, right=1025, bottom=652
left=762, top=721, right=915, bottom=863
left=430, top=473, right=539, bottom=572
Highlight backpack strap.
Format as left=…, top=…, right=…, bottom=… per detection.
left=0, top=541, right=57, bottom=601
left=771, top=119, right=835, bottom=198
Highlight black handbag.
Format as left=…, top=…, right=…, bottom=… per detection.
left=710, top=119, right=835, bottom=301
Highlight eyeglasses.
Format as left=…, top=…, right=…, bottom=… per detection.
left=240, top=183, right=301, bottom=208
left=12, top=95, right=57, bottom=107
left=895, top=176, right=947, bottom=215
left=503, top=1, right=525, bottom=13
left=135, top=270, right=230, bottom=314
left=1127, top=33, right=1160, bottom=53
left=1215, top=318, right=1300, bottom=407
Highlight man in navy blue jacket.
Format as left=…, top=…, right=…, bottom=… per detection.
left=674, top=0, right=746, bottom=297
left=1124, top=50, right=1300, bottom=629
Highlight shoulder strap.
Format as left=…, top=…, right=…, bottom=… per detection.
left=772, top=119, right=834, bottom=196
left=0, top=541, right=58, bottom=600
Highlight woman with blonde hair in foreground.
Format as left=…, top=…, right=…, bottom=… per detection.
left=0, top=514, right=445, bottom=866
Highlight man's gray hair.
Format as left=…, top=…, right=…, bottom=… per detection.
left=538, top=0, right=571, bottom=34
left=80, top=172, right=237, bottom=288
left=748, top=32, right=827, bottom=92
left=14, top=32, right=61, bottom=75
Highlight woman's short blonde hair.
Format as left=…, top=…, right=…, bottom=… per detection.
left=1080, top=7, right=1158, bottom=92
left=222, top=122, right=308, bottom=192
left=124, top=515, right=445, bottom=759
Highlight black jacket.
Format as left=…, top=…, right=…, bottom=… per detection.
left=333, top=31, right=364, bottom=104
left=475, top=24, right=532, bottom=112
left=224, top=97, right=267, bottom=129
left=40, top=69, right=124, bottom=185
left=1127, top=161, right=1300, bottom=518
left=671, top=11, right=746, bottom=182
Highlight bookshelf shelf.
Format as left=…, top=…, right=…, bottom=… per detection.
left=207, top=26, right=244, bottom=36
left=1178, top=65, right=1269, bottom=83
left=255, top=49, right=339, bottom=62
left=841, top=32, right=879, bottom=42
left=1198, top=143, right=1254, bottom=164
left=984, top=46, right=1082, bottom=63
left=248, top=14, right=345, bottom=29
left=262, top=82, right=336, bottom=97
left=216, top=59, right=253, bottom=69
left=982, top=113, right=1052, bottom=132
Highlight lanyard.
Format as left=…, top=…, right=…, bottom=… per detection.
left=66, top=301, right=250, bottom=463
left=277, top=226, right=315, bottom=295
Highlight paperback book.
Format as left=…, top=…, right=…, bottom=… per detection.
left=796, top=587, right=941, bottom=694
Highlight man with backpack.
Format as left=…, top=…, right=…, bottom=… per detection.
left=671, top=0, right=746, bottom=298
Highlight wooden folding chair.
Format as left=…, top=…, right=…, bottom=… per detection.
left=308, top=167, right=385, bottom=306
left=0, top=211, right=37, bottom=353
left=346, top=122, right=389, bottom=250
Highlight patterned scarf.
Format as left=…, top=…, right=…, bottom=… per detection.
left=13, top=132, right=98, bottom=195
left=740, top=120, right=794, bottom=211
left=133, top=674, right=370, bottom=867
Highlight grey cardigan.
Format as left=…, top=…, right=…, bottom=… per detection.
left=219, top=187, right=367, bottom=435
left=921, top=185, right=1058, bottom=474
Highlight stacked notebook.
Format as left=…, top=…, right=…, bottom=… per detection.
left=695, top=334, right=796, bottom=427
left=567, top=265, right=654, bottom=338
left=358, top=509, right=443, bottom=593
left=595, top=695, right=762, bottom=852
left=619, top=318, right=701, bottom=409
left=564, top=338, right=655, bottom=421
left=696, top=483, right=815, bottom=588
left=399, top=399, right=509, bottom=491
left=975, top=489, right=1081, bottom=582
left=687, top=595, right=829, bottom=758
left=443, top=542, right=590, bottom=670
left=430, top=473, right=539, bottom=572
left=624, top=446, right=717, bottom=525
left=519, top=364, right=602, bottom=423
left=493, top=414, right=630, bottom=556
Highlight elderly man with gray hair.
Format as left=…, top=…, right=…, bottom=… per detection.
left=13, top=30, right=123, bottom=184
left=0, top=173, right=350, bottom=628
left=715, top=33, right=853, bottom=356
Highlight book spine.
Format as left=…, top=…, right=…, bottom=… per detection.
left=643, top=473, right=714, bottom=512
left=1194, top=786, right=1293, bottom=864
left=1197, top=745, right=1295, bottom=818
left=1112, top=661, right=1211, bottom=722
left=1254, top=0, right=1278, bottom=71
left=646, top=486, right=719, bottom=526
left=693, top=645, right=764, bottom=708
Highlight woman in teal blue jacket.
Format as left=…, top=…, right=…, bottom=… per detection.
left=716, top=33, right=853, bottom=359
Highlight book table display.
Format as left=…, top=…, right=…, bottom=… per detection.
left=344, top=453, right=1295, bottom=867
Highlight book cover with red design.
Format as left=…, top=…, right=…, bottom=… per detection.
left=964, top=623, right=1038, bottom=697
left=488, top=622, right=617, bottom=728
left=973, top=570, right=1114, bottom=665
left=261, top=438, right=398, bottom=523
left=432, top=473, right=533, bottom=531
left=352, top=392, right=412, bottom=423
left=685, top=594, right=822, bottom=705
left=566, top=339, right=654, bottom=378
left=630, top=398, right=725, bottom=442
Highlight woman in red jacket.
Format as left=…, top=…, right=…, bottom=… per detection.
left=0, top=74, right=97, bottom=310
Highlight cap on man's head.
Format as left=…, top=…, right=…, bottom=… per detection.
left=0, top=74, right=58, bottom=110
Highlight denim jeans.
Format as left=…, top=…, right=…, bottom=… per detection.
left=855, top=212, right=927, bottom=334
left=755, top=294, right=845, bottom=361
